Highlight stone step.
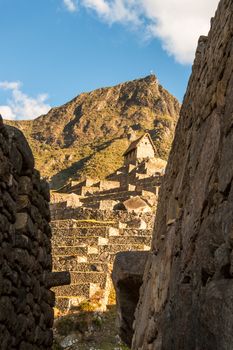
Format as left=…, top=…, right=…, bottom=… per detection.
left=52, top=246, right=87, bottom=256
left=53, top=256, right=111, bottom=272
left=54, top=242, right=134, bottom=256
left=86, top=253, right=115, bottom=264
left=51, top=208, right=154, bottom=227
left=55, top=288, right=102, bottom=311
left=118, top=228, right=152, bottom=237
left=52, top=227, right=109, bottom=237
left=53, top=245, right=150, bottom=268
left=83, top=202, right=100, bottom=209
left=70, top=272, right=107, bottom=287
left=81, top=190, right=143, bottom=204
left=84, top=185, right=128, bottom=196
left=52, top=233, right=151, bottom=248
left=52, top=253, right=106, bottom=266
left=52, top=227, right=152, bottom=241
left=108, top=236, right=151, bottom=245
left=52, top=245, right=137, bottom=258
left=54, top=282, right=100, bottom=299
left=87, top=245, right=150, bottom=263
left=51, top=219, right=117, bottom=229
left=80, top=194, right=125, bottom=204
left=55, top=297, right=74, bottom=311
left=52, top=236, right=110, bottom=247
left=51, top=207, right=151, bottom=226
left=53, top=255, right=89, bottom=271
left=99, top=244, right=150, bottom=254
left=75, top=262, right=111, bottom=273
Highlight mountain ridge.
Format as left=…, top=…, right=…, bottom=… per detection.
left=5, top=75, right=180, bottom=189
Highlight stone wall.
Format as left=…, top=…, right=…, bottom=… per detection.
left=0, top=117, right=69, bottom=349
left=132, top=1, right=233, bottom=349
left=136, top=137, right=156, bottom=161
left=51, top=206, right=154, bottom=226
left=51, top=206, right=153, bottom=311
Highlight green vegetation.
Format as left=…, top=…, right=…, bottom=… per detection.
left=53, top=306, right=130, bottom=350
left=80, top=138, right=129, bottom=180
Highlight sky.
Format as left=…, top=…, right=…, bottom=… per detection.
left=0, top=0, right=219, bottom=120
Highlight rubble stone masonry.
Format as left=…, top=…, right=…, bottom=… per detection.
left=51, top=205, right=153, bottom=311
left=0, top=116, right=69, bottom=350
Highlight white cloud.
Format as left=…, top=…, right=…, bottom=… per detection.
left=0, top=81, right=51, bottom=120
left=79, top=0, right=220, bottom=64
left=83, top=0, right=110, bottom=16
left=63, top=0, right=77, bottom=12
left=81, top=0, right=141, bottom=24
left=0, top=81, right=21, bottom=90
left=0, top=106, right=16, bottom=120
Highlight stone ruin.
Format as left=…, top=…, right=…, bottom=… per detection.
left=0, top=116, right=70, bottom=349
left=51, top=204, right=153, bottom=312
left=50, top=138, right=166, bottom=311
left=52, top=151, right=166, bottom=213
left=113, top=0, right=233, bottom=349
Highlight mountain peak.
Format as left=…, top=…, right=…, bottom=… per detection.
left=5, top=76, right=180, bottom=188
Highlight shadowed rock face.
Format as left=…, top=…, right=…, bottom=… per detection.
left=112, top=251, right=149, bottom=347
left=132, top=1, right=233, bottom=349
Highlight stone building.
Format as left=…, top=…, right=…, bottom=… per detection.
left=123, top=133, right=157, bottom=166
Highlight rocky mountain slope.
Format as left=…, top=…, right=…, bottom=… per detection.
left=5, top=75, right=180, bottom=189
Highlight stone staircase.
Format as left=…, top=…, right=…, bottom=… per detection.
left=51, top=211, right=153, bottom=311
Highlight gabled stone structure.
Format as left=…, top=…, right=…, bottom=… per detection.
left=123, top=133, right=157, bottom=166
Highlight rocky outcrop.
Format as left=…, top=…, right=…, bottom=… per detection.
left=132, top=0, right=233, bottom=349
left=0, top=116, right=70, bottom=349
left=112, top=251, right=149, bottom=347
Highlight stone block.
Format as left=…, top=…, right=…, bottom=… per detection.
left=15, top=212, right=35, bottom=236
left=52, top=246, right=87, bottom=256
left=109, top=227, right=120, bottom=236
left=18, top=176, right=33, bottom=195
left=77, top=256, right=87, bottom=263
left=98, top=237, right=109, bottom=246
left=90, top=282, right=101, bottom=297
left=54, top=283, right=91, bottom=298
left=70, top=272, right=107, bottom=287
left=88, top=246, right=99, bottom=254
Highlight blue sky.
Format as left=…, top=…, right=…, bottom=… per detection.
left=0, top=0, right=219, bottom=120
